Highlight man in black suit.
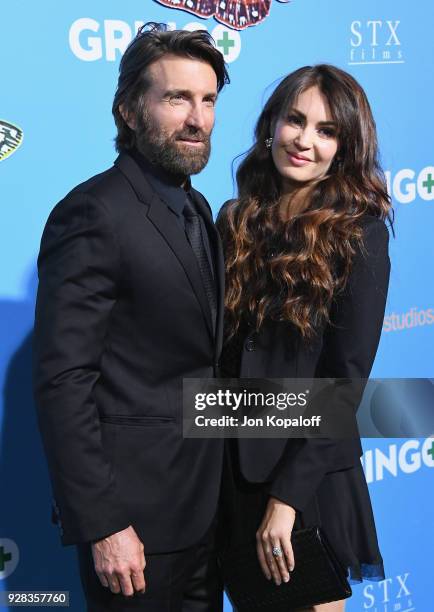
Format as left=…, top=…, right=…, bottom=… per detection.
left=33, top=23, right=229, bottom=611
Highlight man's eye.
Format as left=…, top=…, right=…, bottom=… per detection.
left=169, top=94, right=186, bottom=104
left=204, top=98, right=216, bottom=107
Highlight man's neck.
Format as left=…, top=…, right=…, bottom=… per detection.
left=130, top=148, right=190, bottom=190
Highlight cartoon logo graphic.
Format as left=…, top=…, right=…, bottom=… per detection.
left=154, top=0, right=290, bottom=30
left=0, top=120, right=23, bottom=162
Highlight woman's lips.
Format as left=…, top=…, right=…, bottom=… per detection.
left=286, top=152, right=312, bottom=166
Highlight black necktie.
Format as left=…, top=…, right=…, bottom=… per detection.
left=183, top=195, right=217, bottom=332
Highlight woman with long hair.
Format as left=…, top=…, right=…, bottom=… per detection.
left=217, top=64, right=392, bottom=611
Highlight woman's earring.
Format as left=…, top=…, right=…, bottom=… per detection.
left=265, top=137, right=273, bottom=149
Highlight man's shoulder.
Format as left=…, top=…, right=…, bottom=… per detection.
left=44, top=158, right=139, bottom=232
left=52, top=155, right=142, bottom=219
left=72, top=165, right=117, bottom=193
left=68, top=162, right=130, bottom=205
left=190, top=185, right=211, bottom=206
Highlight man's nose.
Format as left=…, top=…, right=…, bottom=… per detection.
left=186, top=102, right=206, bottom=130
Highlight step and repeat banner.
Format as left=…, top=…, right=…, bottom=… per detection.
left=1, top=1, right=433, bottom=610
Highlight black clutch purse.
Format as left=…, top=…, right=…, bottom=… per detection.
left=222, top=526, right=352, bottom=611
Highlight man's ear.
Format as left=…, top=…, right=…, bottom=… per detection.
left=119, top=104, right=136, bottom=130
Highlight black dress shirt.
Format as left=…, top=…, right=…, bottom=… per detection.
left=131, top=149, right=215, bottom=278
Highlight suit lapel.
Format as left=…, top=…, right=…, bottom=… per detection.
left=114, top=153, right=214, bottom=339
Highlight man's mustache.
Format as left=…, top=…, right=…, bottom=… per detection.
left=174, top=129, right=210, bottom=143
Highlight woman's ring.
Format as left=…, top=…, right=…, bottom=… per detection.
left=272, top=546, right=283, bottom=558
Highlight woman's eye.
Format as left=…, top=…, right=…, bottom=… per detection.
left=287, top=114, right=303, bottom=126
left=318, top=127, right=336, bottom=138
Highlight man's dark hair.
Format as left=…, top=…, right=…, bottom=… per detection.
left=112, top=22, right=229, bottom=152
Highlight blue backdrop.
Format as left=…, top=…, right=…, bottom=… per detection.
left=1, top=1, right=433, bottom=610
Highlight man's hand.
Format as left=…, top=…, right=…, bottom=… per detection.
left=256, top=497, right=296, bottom=586
left=91, top=525, right=146, bottom=596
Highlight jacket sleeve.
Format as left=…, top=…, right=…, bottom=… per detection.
left=33, top=190, right=131, bottom=545
left=268, top=217, right=391, bottom=512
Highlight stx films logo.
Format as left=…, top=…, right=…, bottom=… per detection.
left=154, top=0, right=291, bottom=30
left=349, top=19, right=404, bottom=65
left=363, top=573, right=414, bottom=612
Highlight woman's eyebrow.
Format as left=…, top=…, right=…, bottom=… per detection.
left=288, top=107, right=337, bottom=126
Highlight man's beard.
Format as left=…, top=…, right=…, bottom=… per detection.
left=135, top=111, right=211, bottom=178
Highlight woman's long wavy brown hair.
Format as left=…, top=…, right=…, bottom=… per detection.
left=218, top=64, right=393, bottom=341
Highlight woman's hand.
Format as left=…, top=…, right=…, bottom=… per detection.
left=256, top=496, right=296, bottom=585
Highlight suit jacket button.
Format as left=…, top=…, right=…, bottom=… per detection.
left=245, top=339, right=256, bottom=352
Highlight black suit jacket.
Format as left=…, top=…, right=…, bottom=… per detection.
left=217, top=208, right=390, bottom=513
left=33, top=152, right=225, bottom=551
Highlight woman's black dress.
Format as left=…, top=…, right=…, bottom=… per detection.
left=219, top=320, right=385, bottom=585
